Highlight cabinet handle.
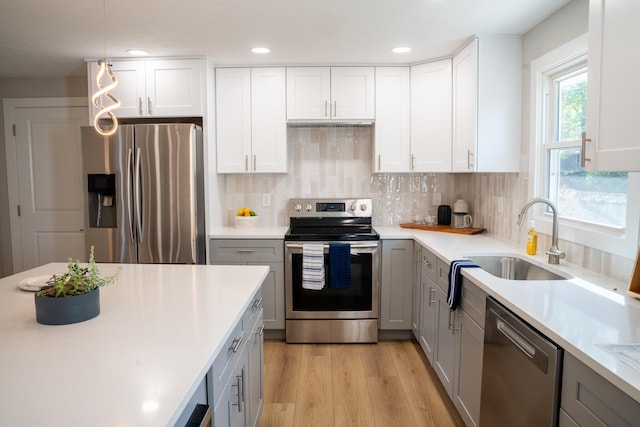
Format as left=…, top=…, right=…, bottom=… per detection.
left=256, top=324, right=265, bottom=336
left=378, top=154, right=381, bottom=171
left=425, top=260, right=432, bottom=269
left=429, top=287, right=435, bottom=306
left=411, top=154, right=416, bottom=171
left=467, top=149, right=474, bottom=170
left=581, top=132, right=592, bottom=168
left=147, top=97, right=152, bottom=115
left=448, top=309, right=454, bottom=331
left=252, top=296, right=263, bottom=309
left=229, top=335, right=243, bottom=353
left=333, top=100, right=337, bottom=118
left=324, top=100, right=328, bottom=118
left=253, top=154, right=256, bottom=172
left=245, top=155, right=249, bottom=172
left=231, top=368, right=244, bottom=412
left=138, top=97, right=143, bottom=115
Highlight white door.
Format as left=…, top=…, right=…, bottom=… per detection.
left=4, top=98, right=87, bottom=272
left=286, top=67, right=331, bottom=120
left=330, top=67, right=375, bottom=120
left=146, top=59, right=203, bottom=117
left=452, top=39, right=478, bottom=172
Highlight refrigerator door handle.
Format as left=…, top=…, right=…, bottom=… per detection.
left=126, top=148, right=136, bottom=243
left=134, top=147, right=144, bottom=243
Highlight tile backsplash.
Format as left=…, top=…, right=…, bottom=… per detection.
left=224, top=126, right=634, bottom=282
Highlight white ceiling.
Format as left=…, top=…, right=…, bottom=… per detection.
left=0, top=0, right=570, bottom=79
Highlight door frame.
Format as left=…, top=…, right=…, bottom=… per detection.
left=3, top=97, right=88, bottom=274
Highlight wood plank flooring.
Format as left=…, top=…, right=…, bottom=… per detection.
left=259, top=340, right=465, bottom=427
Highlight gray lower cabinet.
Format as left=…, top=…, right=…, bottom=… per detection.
left=210, top=239, right=284, bottom=330
left=380, top=239, right=414, bottom=330
left=561, top=352, right=640, bottom=427
left=412, top=243, right=422, bottom=338
left=419, top=245, right=438, bottom=363
left=453, top=276, right=487, bottom=427
left=212, top=288, right=264, bottom=427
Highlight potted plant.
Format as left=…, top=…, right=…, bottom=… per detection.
left=35, top=246, right=119, bottom=325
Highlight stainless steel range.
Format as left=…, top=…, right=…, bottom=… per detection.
left=284, top=198, right=380, bottom=343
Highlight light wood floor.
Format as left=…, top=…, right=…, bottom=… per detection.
left=258, top=339, right=465, bottom=427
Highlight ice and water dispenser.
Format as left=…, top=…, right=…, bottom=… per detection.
left=87, top=174, right=116, bottom=228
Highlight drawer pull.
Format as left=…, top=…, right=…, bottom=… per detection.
left=229, top=335, right=243, bottom=353
left=252, top=297, right=263, bottom=309
left=256, top=324, right=265, bottom=336
left=235, top=249, right=256, bottom=254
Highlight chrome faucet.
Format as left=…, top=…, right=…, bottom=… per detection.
left=517, top=198, right=565, bottom=264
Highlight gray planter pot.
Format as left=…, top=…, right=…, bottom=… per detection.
left=35, top=288, right=100, bottom=325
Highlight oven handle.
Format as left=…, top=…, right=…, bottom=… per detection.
left=285, top=242, right=379, bottom=250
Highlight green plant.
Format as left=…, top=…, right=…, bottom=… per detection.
left=37, top=246, right=120, bottom=298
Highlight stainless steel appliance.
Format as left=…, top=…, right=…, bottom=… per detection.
left=81, top=124, right=205, bottom=264
left=480, top=297, right=563, bottom=426
left=284, top=198, right=379, bottom=343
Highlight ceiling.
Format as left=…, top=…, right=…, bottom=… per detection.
left=0, top=0, right=570, bottom=79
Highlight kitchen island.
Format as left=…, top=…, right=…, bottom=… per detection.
left=0, top=262, right=269, bottom=427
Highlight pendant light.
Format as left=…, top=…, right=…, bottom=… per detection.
left=91, top=0, right=120, bottom=136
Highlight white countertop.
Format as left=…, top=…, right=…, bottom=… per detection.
left=0, top=263, right=269, bottom=427
left=209, top=226, right=289, bottom=239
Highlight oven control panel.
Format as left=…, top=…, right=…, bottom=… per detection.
left=288, top=198, right=373, bottom=217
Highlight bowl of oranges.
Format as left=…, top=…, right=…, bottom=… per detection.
left=234, top=207, right=259, bottom=229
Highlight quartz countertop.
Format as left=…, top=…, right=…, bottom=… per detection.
left=0, top=263, right=269, bottom=427
left=208, top=226, right=289, bottom=239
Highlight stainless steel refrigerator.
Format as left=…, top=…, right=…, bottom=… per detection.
left=81, top=123, right=206, bottom=264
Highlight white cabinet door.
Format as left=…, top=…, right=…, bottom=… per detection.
left=411, top=60, right=452, bottom=172
left=251, top=68, right=287, bottom=173
left=216, top=68, right=252, bottom=173
left=452, top=37, right=521, bottom=172
left=286, top=67, right=331, bottom=120
left=88, top=60, right=146, bottom=120
left=145, top=59, right=203, bottom=117
left=452, top=40, right=478, bottom=172
left=374, top=67, right=410, bottom=172
left=330, top=67, right=375, bottom=120
left=585, top=0, right=640, bottom=171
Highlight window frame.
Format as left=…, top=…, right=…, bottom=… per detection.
left=529, top=33, right=639, bottom=259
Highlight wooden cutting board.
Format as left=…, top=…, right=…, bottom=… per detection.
left=400, top=223, right=486, bottom=235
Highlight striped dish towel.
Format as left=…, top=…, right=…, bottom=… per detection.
left=447, top=259, right=481, bottom=310
left=302, top=243, right=325, bottom=290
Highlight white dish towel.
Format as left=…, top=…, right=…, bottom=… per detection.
left=302, top=243, right=325, bottom=290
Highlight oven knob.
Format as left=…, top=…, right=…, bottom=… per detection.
left=350, top=203, right=357, bottom=211
left=305, top=203, right=313, bottom=212
left=360, top=204, right=368, bottom=211
left=293, top=203, right=302, bottom=212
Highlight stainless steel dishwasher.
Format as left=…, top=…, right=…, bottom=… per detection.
left=480, top=297, right=563, bottom=426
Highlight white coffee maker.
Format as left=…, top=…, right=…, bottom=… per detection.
left=452, top=199, right=472, bottom=228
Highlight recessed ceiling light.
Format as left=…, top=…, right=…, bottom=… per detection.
left=392, top=47, right=411, bottom=54
left=126, top=49, right=149, bottom=56
left=251, top=47, right=271, bottom=54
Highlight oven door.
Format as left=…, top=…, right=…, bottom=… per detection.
left=284, top=241, right=379, bottom=320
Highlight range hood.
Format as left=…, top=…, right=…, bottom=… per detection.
left=287, top=120, right=374, bottom=128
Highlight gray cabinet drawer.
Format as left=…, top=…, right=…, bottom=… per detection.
left=211, top=318, right=244, bottom=405
left=210, top=239, right=283, bottom=263
left=561, top=353, right=640, bottom=427
left=436, top=258, right=450, bottom=292
left=422, top=247, right=437, bottom=283
left=459, top=277, right=487, bottom=328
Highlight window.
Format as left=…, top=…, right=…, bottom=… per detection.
left=530, top=34, right=639, bottom=258
left=545, top=65, right=628, bottom=228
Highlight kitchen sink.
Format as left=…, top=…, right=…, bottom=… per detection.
left=468, top=255, right=572, bottom=281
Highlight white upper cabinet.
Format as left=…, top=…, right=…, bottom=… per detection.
left=585, top=0, right=640, bottom=171
left=452, top=37, right=521, bottom=172
left=216, top=68, right=287, bottom=174
left=286, top=67, right=374, bottom=121
left=374, top=67, right=411, bottom=172
left=411, top=59, right=453, bottom=172
left=87, top=58, right=204, bottom=120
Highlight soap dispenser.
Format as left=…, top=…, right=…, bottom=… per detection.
left=526, top=220, right=538, bottom=255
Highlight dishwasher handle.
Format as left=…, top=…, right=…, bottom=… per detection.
left=491, top=308, right=550, bottom=374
